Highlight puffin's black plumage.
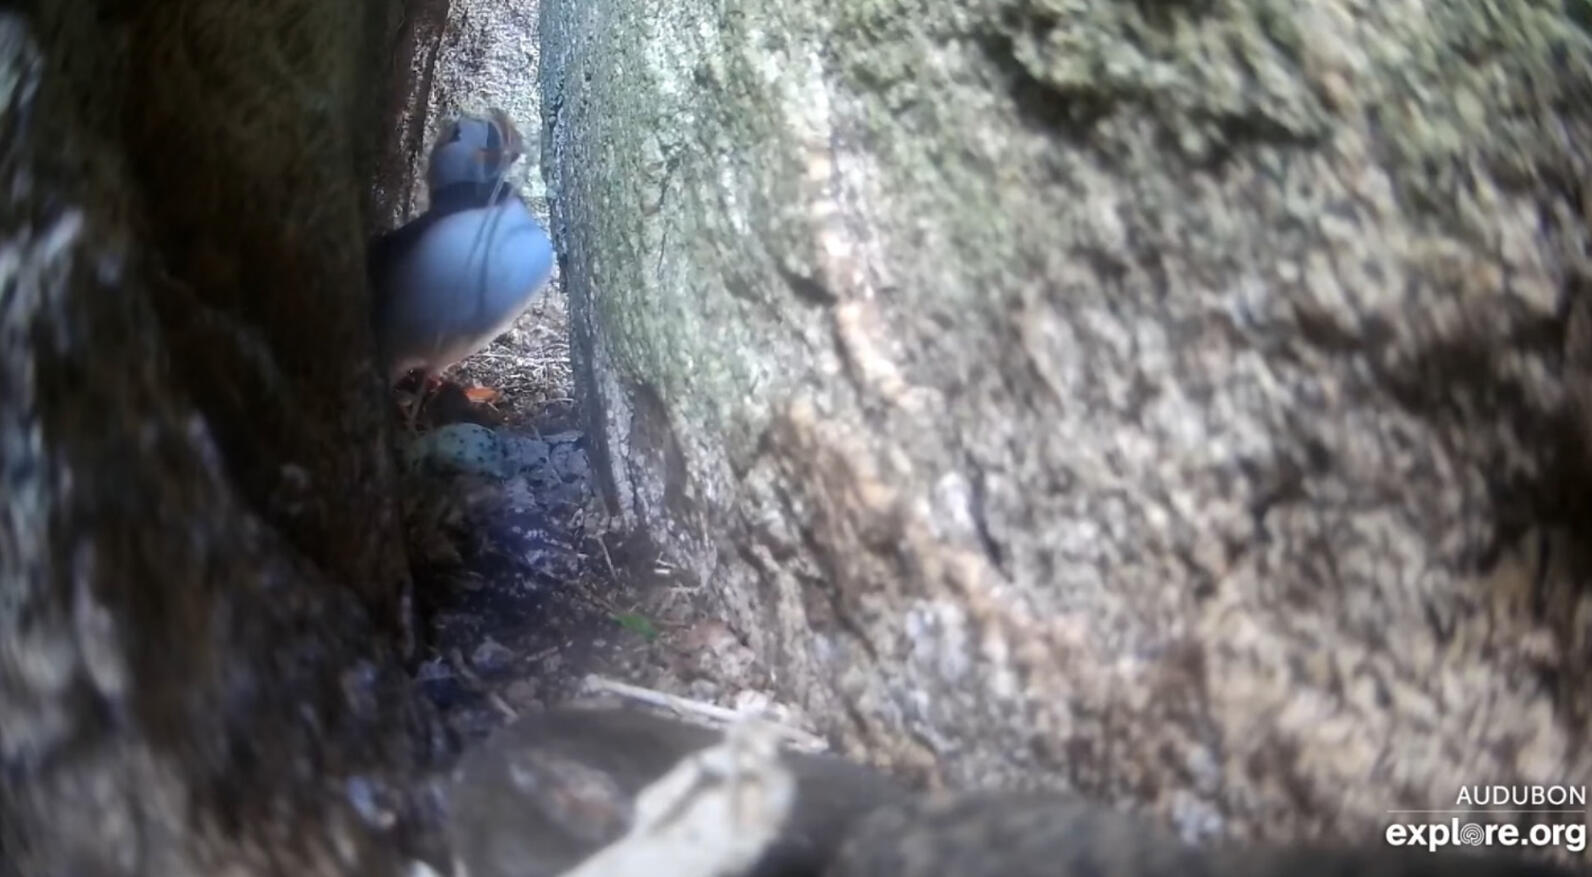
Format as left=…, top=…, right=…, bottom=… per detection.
left=367, top=181, right=519, bottom=319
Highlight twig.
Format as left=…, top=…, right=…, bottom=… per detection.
left=554, top=719, right=796, bottom=877
left=596, top=535, right=621, bottom=582
left=447, top=647, right=519, bottom=720
left=580, top=675, right=827, bottom=753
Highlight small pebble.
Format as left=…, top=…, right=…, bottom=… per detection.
left=346, top=775, right=397, bottom=830
left=501, top=436, right=551, bottom=473
left=471, top=638, right=517, bottom=674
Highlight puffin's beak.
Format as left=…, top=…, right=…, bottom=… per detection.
left=488, top=110, right=525, bottom=162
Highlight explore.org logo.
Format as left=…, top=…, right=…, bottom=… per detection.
left=1386, top=786, right=1587, bottom=854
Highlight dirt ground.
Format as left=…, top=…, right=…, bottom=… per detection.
left=395, top=287, right=822, bottom=760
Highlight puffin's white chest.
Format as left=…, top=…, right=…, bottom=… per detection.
left=379, top=199, right=555, bottom=380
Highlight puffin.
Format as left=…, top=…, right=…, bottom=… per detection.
left=369, top=109, right=555, bottom=422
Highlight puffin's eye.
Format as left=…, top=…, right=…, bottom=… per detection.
left=449, top=124, right=463, bottom=143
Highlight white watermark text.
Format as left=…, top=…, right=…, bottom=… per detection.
left=1385, top=818, right=1585, bottom=854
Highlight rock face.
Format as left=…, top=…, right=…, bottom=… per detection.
left=446, top=706, right=1580, bottom=877
left=448, top=706, right=908, bottom=877
left=0, top=4, right=442, bottom=875
left=541, top=0, right=1592, bottom=850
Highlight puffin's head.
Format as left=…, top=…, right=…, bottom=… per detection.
left=426, top=109, right=524, bottom=193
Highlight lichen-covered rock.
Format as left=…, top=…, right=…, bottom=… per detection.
left=540, top=0, right=1592, bottom=853
left=0, top=5, right=446, bottom=875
